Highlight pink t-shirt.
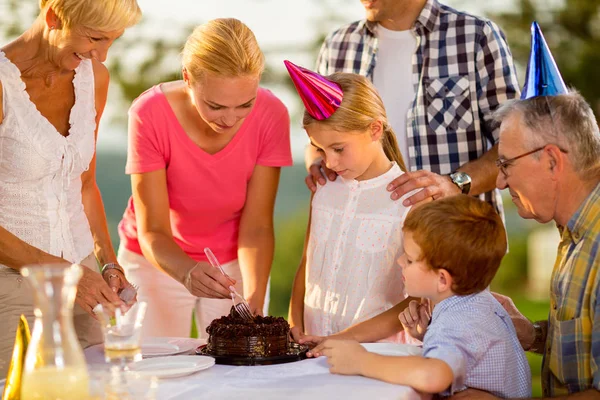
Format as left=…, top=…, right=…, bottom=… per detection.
left=118, top=85, right=292, bottom=263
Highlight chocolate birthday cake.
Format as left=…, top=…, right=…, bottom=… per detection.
left=206, top=307, right=290, bottom=358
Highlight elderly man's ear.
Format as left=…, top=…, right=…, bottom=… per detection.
left=546, top=145, right=565, bottom=177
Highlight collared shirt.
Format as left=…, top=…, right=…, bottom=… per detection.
left=542, top=183, right=600, bottom=396
left=423, top=291, right=531, bottom=397
left=315, top=0, right=520, bottom=218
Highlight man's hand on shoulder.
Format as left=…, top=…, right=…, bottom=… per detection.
left=305, top=158, right=336, bottom=193
left=387, top=170, right=460, bottom=206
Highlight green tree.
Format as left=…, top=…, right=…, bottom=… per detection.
left=489, top=0, right=600, bottom=118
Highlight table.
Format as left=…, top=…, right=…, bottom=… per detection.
left=84, top=340, right=431, bottom=400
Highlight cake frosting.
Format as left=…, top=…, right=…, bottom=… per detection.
left=206, top=307, right=290, bottom=357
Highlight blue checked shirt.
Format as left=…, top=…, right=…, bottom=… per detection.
left=542, top=183, right=600, bottom=396
left=423, top=290, right=531, bottom=397
left=315, top=0, right=520, bottom=218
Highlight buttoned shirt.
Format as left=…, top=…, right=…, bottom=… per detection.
left=304, top=163, right=409, bottom=339
left=542, top=183, right=600, bottom=396
left=315, top=0, right=520, bottom=218
left=424, top=291, right=531, bottom=397
left=0, top=51, right=96, bottom=265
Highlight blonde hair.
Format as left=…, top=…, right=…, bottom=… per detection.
left=182, top=18, right=265, bottom=82
left=303, top=73, right=407, bottom=172
left=40, top=0, right=141, bottom=32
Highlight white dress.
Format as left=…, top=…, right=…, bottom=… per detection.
left=0, top=51, right=96, bottom=264
left=304, top=162, right=411, bottom=340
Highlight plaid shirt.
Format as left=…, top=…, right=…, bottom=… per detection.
left=542, top=183, right=600, bottom=396
left=315, top=0, right=520, bottom=216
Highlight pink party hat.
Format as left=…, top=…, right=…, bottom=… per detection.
left=284, top=60, right=343, bottom=120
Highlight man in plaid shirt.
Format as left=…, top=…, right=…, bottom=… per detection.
left=305, top=0, right=519, bottom=217
left=462, top=93, right=600, bottom=399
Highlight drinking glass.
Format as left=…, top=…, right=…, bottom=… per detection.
left=97, top=301, right=147, bottom=364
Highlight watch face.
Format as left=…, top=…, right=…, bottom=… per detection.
left=453, top=173, right=467, bottom=186
left=451, top=172, right=471, bottom=194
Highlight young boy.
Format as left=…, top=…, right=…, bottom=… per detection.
left=308, top=195, right=531, bottom=398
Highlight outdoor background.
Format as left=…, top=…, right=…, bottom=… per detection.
left=2, top=0, right=600, bottom=395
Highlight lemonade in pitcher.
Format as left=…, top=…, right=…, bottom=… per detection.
left=19, top=264, right=91, bottom=400
left=21, top=366, right=89, bottom=400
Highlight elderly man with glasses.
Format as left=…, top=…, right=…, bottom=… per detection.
left=455, top=91, right=600, bottom=399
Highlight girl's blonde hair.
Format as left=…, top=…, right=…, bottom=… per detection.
left=182, top=18, right=265, bottom=82
left=303, top=73, right=407, bottom=172
left=40, top=0, right=141, bottom=32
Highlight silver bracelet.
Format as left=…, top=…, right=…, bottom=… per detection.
left=101, top=262, right=125, bottom=275
left=183, top=262, right=201, bottom=292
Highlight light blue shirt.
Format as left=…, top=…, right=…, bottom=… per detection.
left=422, top=290, right=532, bottom=397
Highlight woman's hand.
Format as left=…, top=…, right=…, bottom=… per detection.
left=246, top=297, right=264, bottom=317
left=77, top=267, right=124, bottom=317
left=398, top=298, right=431, bottom=341
left=184, top=261, right=235, bottom=299
left=101, top=266, right=127, bottom=293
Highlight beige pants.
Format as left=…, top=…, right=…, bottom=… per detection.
left=0, top=254, right=103, bottom=377
left=117, top=247, right=270, bottom=340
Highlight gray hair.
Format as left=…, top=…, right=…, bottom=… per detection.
left=494, top=91, right=600, bottom=177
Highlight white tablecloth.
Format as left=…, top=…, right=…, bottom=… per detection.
left=84, top=340, right=431, bottom=400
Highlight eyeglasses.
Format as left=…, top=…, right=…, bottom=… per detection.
left=495, top=147, right=544, bottom=179
left=496, top=96, right=570, bottom=179
left=496, top=144, right=568, bottom=179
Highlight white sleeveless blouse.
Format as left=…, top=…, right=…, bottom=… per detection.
left=0, top=51, right=96, bottom=264
left=304, top=162, right=411, bottom=340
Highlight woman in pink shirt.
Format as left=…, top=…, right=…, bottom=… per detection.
left=117, top=18, right=292, bottom=338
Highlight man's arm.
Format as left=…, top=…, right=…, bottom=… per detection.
left=314, top=33, right=331, bottom=75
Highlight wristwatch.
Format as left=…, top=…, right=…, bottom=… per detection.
left=449, top=171, right=472, bottom=195
left=529, top=321, right=548, bottom=354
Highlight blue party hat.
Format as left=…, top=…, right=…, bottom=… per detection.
left=521, top=21, right=568, bottom=99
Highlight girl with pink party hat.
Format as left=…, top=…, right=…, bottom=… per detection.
left=285, top=61, right=421, bottom=344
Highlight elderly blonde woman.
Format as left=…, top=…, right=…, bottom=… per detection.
left=117, top=18, right=292, bottom=338
left=0, top=0, right=141, bottom=375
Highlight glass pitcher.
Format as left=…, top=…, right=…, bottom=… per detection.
left=20, top=264, right=90, bottom=400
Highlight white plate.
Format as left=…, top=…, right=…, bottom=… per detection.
left=129, top=355, right=215, bottom=379
left=361, top=342, right=423, bottom=357
left=141, top=337, right=203, bottom=357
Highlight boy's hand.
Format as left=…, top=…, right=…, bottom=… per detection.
left=398, top=299, right=431, bottom=341
left=319, top=340, right=367, bottom=375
